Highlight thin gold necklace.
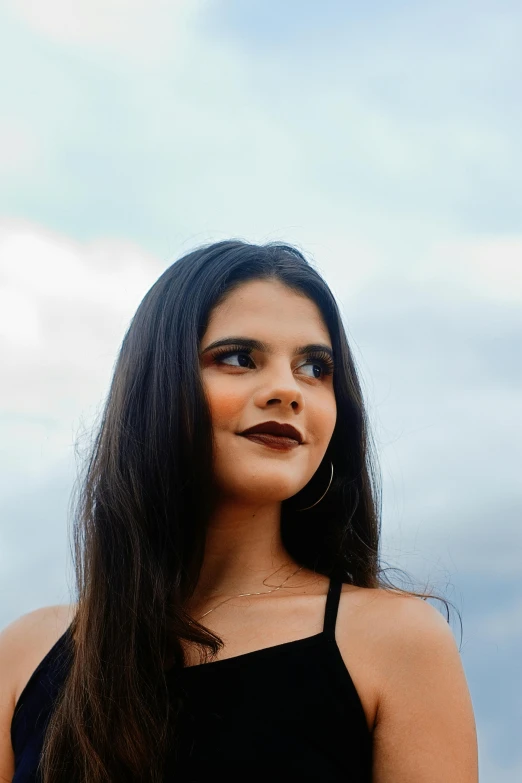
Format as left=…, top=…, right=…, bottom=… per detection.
left=197, top=565, right=305, bottom=620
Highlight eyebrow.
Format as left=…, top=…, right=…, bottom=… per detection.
left=200, top=336, right=334, bottom=361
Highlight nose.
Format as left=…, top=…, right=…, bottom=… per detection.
left=253, top=362, right=304, bottom=411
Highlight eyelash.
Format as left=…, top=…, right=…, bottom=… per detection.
left=210, top=345, right=335, bottom=377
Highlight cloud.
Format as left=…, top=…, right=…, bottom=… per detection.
left=411, top=238, right=522, bottom=304
left=1, top=0, right=521, bottom=255
left=0, top=122, right=40, bottom=177
left=3, top=0, right=207, bottom=64
left=0, top=218, right=164, bottom=489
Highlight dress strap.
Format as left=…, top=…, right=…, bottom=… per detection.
left=322, top=578, right=343, bottom=640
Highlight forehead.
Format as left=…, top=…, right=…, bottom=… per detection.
left=204, top=279, right=331, bottom=344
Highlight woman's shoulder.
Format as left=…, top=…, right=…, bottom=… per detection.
left=339, top=582, right=451, bottom=627
left=0, top=604, right=76, bottom=781
left=336, top=585, right=477, bottom=779
left=2, top=603, right=77, bottom=713
left=335, top=584, right=455, bottom=733
left=337, top=583, right=454, bottom=672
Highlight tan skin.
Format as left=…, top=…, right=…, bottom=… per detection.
left=0, top=279, right=478, bottom=782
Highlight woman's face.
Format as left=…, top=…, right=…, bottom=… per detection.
left=199, top=278, right=337, bottom=505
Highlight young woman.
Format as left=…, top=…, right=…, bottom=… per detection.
left=1, top=240, right=478, bottom=782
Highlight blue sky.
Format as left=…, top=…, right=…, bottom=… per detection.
left=0, top=1, right=520, bottom=779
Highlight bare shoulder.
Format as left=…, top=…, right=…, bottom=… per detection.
left=1, top=603, right=77, bottom=713
left=340, top=584, right=454, bottom=641
left=336, top=586, right=478, bottom=782
left=344, top=585, right=462, bottom=687
left=337, top=584, right=456, bottom=658
left=334, top=586, right=458, bottom=734
left=0, top=604, right=76, bottom=782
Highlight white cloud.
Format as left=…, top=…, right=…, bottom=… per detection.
left=0, top=219, right=163, bottom=311
left=411, top=237, right=522, bottom=304
left=0, top=122, right=39, bottom=176
left=0, top=218, right=164, bottom=487
left=4, top=0, right=207, bottom=64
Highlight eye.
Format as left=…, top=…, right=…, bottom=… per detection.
left=300, top=362, right=325, bottom=379
left=211, top=347, right=255, bottom=369
left=298, top=352, right=335, bottom=379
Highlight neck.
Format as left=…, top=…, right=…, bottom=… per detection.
left=192, top=499, right=299, bottom=600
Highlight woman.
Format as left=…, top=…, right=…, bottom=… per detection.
left=1, top=240, right=478, bottom=782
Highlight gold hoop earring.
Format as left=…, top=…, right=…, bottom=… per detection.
left=299, top=461, right=334, bottom=511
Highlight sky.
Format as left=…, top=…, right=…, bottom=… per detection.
left=0, top=1, right=521, bottom=779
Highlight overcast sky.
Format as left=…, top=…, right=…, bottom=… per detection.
left=0, top=1, right=520, bottom=779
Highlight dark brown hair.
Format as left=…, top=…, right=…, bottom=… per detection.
left=39, top=240, right=459, bottom=781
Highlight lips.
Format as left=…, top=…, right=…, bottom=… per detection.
left=238, top=421, right=303, bottom=445
left=241, top=433, right=301, bottom=450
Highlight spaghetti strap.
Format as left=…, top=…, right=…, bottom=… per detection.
left=322, top=577, right=343, bottom=639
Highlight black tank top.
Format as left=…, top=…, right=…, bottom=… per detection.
left=11, top=579, right=372, bottom=781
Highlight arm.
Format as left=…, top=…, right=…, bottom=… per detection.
left=372, top=596, right=478, bottom=782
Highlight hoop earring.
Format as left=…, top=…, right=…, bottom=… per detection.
left=298, top=461, right=334, bottom=511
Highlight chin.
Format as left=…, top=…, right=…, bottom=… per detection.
left=219, top=470, right=305, bottom=505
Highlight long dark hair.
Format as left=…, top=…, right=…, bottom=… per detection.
left=40, top=240, right=458, bottom=782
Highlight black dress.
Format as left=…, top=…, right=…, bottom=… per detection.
left=11, top=578, right=373, bottom=781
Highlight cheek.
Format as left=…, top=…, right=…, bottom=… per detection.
left=205, top=384, right=245, bottom=425
left=312, top=398, right=337, bottom=442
